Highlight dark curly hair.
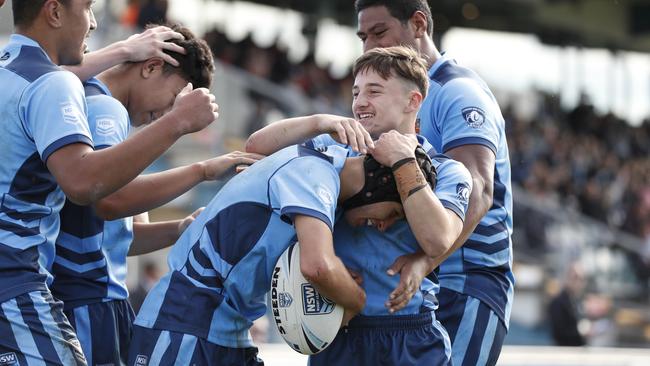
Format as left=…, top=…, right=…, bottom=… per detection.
left=149, top=23, right=215, bottom=89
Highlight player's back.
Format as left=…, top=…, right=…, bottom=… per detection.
left=134, top=144, right=345, bottom=348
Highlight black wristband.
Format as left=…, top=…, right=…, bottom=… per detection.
left=392, top=157, right=416, bottom=171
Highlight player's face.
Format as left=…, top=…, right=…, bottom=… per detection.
left=353, top=69, right=412, bottom=138
left=357, top=6, right=417, bottom=52
left=59, top=0, right=97, bottom=65
left=344, top=201, right=404, bottom=232
left=129, top=71, right=187, bottom=126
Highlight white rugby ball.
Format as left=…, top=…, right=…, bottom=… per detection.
left=269, top=242, right=343, bottom=355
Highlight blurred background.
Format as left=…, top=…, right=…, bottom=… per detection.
left=2, top=0, right=650, bottom=364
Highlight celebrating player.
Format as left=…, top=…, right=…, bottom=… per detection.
left=0, top=1, right=217, bottom=363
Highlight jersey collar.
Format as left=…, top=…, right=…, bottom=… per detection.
left=427, top=52, right=454, bottom=78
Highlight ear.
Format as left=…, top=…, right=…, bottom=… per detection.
left=140, top=57, right=165, bottom=79
left=44, top=0, right=65, bottom=28
left=405, top=90, right=423, bottom=113
left=410, top=10, right=429, bottom=38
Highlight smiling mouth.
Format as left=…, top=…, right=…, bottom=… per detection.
left=357, top=113, right=374, bottom=121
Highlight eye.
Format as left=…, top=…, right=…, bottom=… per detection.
left=375, top=29, right=387, bottom=37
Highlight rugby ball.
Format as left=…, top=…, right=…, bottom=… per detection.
left=270, top=242, right=343, bottom=355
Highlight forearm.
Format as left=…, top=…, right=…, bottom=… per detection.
left=64, top=42, right=128, bottom=81
left=306, top=257, right=366, bottom=313
left=245, top=115, right=321, bottom=155
left=128, top=221, right=181, bottom=256
left=66, top=114, right=182, bottom=205
left=403, top=189, right=460, bottom=258
left=95, top=163, right=205, bottom=220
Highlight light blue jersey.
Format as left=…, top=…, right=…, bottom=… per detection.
left=0, top=34, right=93, bottom=302
left=418, top=54, right=514, bottom=326
left=134, top=145, right=348, bottom=348
left=51, top=78, right=132, bottom=310
left=308, top=134, right=472, bottom=316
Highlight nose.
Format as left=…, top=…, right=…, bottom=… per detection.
left=89, top=9, right=97, bottom=30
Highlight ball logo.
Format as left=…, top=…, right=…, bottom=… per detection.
left=271, top=265, right=287, bottom=334
left=302, top=284, right=335, bottom=315
left=278, top=292, right=293, bottom=308
left=0, top=353, right=17, bottom=366
left=462, top=107, right=485, bottom=128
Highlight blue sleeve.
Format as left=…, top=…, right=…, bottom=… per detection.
left=431, top=78, right=501, bottom=155
left=434, top=159, right=473, bottom=221
left=21, top=71, right=93, bottom=161
left=269, top=157, right=339, bottom=231
left=86, top=95, right=130, bottom=149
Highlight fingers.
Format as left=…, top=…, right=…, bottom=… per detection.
left=191, top=207, right=205, bottom=218
left=178, top=82, right=193, bottom=97
left=386, top=256, right=407, bottom=276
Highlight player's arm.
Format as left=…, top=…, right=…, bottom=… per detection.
left=65, top=26, right=186, bottom=81
left=94, top=152, right=263, bottom=220
left=128, top=208, right=203, bottom=256
left=47, top=84, right=218, bottom=206
left=295, top=215, right=366, bottom=325
left=371, top=131, right=463, bottom=258
left=436, top=144, right=494, bottom=263
left=245, top=114, right=373, bottom=155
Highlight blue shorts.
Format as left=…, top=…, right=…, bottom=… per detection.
left=0, top=290, right=87, bottom=365
left=308, top=311, right=450, bottom=366
left=65, top=299, right=135, bottom=366
left=436, top=288, right=507, bottom=366
left=128, top=325, right=264, bottom=366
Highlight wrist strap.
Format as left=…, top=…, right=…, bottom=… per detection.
left=392, top=158, right=427, bottom=202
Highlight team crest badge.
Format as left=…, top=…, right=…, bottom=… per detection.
left=278, top=292, right=293, bottom=308
left=96, top=116, right=116, bottom=136
left=462, top=107, right=485, bottom=128
left=456, top=183, right=470, bottom=206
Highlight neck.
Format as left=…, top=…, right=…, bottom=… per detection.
left=418, top=36, right=441, bottom=70
left=97, top=65, right=132, bottom=106
left=338, top=157, right=365, bottom=203
left=16, top=27, right=59, bottom=64
left=395, top=116, right=418, bottom=135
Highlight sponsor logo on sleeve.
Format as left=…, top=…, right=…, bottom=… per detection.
left=95, top=116, right=116, bottom=136
left=317, top=186, right=334, bottom=208
left=462, top=107, right=485, bottom=128
left=0, top=352, right=17, bottom=365
left=60, top=102, right=82, bottom=126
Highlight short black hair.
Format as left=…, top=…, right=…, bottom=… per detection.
left=152, top=23, right=215, bottom=89
left=354, top=0, right=434, bottom=37
left=13, top=0, right=69, bottom=27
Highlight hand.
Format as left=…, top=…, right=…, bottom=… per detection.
left=369, top=131, right=418, bottom=167
left=122, top=26, right=186, bottom=66
left=171, top=83, right=219, bottom=134
left=202, top=151, right=265, bottom=180
left=177, top=207, right=205, bottom=235
left=341, top=308, right=357, bottom=327
left=315, top=114, right=374, bottom=154
left=385, top=253, right=435, bottom=313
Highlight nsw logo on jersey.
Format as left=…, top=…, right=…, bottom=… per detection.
left=96, top=115, right=116, bottom=136
left=60, top=102, right=83, bottom=126
left=462, top=107, right=485, bottom=128
left=0, top=353, right=17, bottom=366
left=302, top=284, right=335, bottom=315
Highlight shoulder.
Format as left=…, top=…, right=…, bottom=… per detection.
left=432, top=154, right=472, bottom=182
